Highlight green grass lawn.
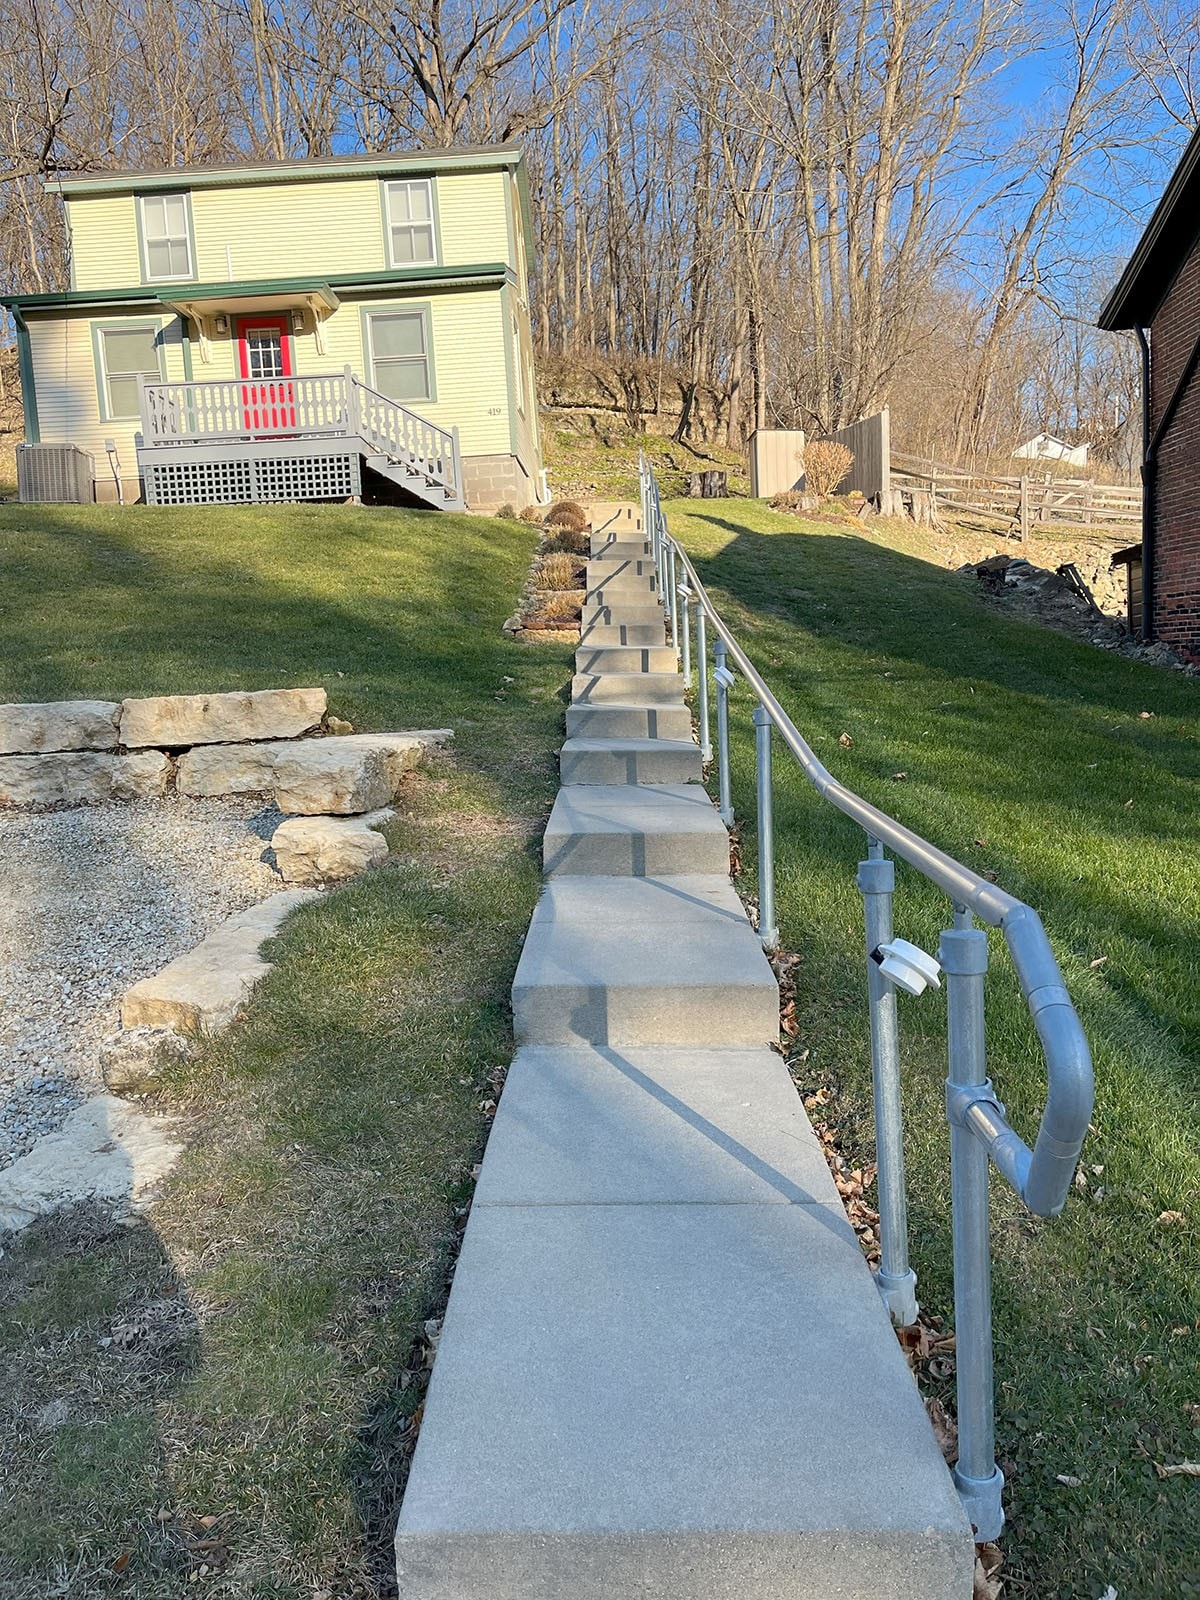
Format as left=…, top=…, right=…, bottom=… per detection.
left=669, top=499, right=1200, bottom=1600
left=0, top=502, right=573, bottom=1598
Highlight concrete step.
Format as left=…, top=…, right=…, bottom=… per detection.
left=397, top=1043, right=974, bottom=1600
left=512, top=874, right=779, bottom=1046
left=577, top=617, right=666, bottom=648
left=560, top=736, right=702, bottom=786
left=543, top=784, right=729, bottom=876
left=570, top=671, right=684, bottom=706
left=585, top=555, right=657, bottom=583
left=585, top=576, right=658, bottom=606
left=581, top=602, right=664, bottom=632
left=590, top=534, right=651, bottom=558
left=575, top=644, right=678, bottom=675
left=565, top=702, right=693, bottom=740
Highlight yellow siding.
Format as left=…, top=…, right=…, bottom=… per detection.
left=27, top=311, right=187, bottom=466
left=435, top=172, right=510, bottom=267
left=189, top=178, right=386, bottom=280
left=68, top=196, right=143, bottom=291
left=63, top=168, right=515, bottom=291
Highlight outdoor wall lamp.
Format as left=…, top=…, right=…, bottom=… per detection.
left=214, top=314, right=228, bottom=334
left=291, top=309, right=305, bottom=333
left=871, top=938, right=942, bottom=997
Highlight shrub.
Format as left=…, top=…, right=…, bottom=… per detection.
left=519, top=505, right=544, bottom=524
left=769, top=490, right=806, bottom=512
left=495, top=502, right=517, bottom=519
left=541, top=526, right=590, bottom=555
left=803, top=441, right=854, bottom=500
left=544, top=499, right=589, bottom=532
left=527, top=590, right=583, bottom=622
left=534, top=551, right=587, bottom=591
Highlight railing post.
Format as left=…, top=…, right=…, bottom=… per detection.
left=668, top=545, right=680, bottom=652
left=343, top=364, right=359, bottom=436
left=752, top=702, right=778, bottom=950
left=941, top=914, right=1005, bottom=1542
left=679, top=582, right=692, bottom=686
left=714, top=637, right=734, bottom=826
left=856, top=840, right=919, bottom=1327
left=696, top=604, right=712, bottom=761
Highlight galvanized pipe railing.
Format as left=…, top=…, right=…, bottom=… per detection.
left=638, top=456, right=1093, bottom=1542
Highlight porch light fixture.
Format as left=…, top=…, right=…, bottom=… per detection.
left=214, top=314, right=228, bottom=333
left=291, top=309, right=304, bottom=333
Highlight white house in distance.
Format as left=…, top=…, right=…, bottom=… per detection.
left=2, top=144, right=545, bottom=512
left=1012, top=432, right=1090, bottom=468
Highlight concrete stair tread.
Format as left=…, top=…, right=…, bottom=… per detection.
left=565, top=703, right=692, bottom=740
left=396, top=1198, right=972, bottom=1596
left=559, top=736, right=702, bottom=786
left=574, top=645, right=678, bottom=674
left=544, top=783, right=728, bottom=875
left=582, top=604, right=664, bottom=628
left=474, top=1044, right=837, bottom=1206
left=577, top=619, right=666, bottom=647
left=512, top=873, right=778, bottom=1045
left=570, top=671, right=684, bottom=705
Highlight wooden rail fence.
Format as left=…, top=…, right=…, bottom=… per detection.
left=891, top=451, right=1141, bottom=538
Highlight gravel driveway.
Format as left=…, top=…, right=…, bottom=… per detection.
left=0, top=797, right=283, bottom=1168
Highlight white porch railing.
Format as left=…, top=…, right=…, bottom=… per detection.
left=137, top=367, right=462, bottom=501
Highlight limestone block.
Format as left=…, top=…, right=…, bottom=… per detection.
left=0, top=699, right=120, bottom=755
left=272, top=742, right=394, bottom=815
left=0, top=751, right=115, bottom=806
left=176, top=742, right=280, bottom=797
left=111, top=751, right=172, bottom=800
left=271, top=809, right=391, bottom=884
left=121, top=889, right=320, bottom=1033
left=120, top=686, right=327, bottom=749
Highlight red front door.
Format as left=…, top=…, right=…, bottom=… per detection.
left=236, top=314, right=296, bottom=433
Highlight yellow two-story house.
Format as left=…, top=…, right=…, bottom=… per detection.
left=3, top=145, right=545, bottom=512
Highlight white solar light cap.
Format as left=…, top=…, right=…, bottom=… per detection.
left=876, top=938, right=942, bottom=997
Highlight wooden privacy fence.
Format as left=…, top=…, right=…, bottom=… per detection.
left=891, top=452, right=1141, bottom=538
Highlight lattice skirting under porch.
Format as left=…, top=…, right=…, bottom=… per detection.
left=142, top=449, right=363, bottom=506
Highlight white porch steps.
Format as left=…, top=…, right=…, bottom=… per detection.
left=395, top=509, right=975, bottom=1598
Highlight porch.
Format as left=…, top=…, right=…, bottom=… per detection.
left=135, top=367, right=464, bottom=510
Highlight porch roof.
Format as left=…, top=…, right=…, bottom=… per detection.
left=1, top=263, right=510, bottom=315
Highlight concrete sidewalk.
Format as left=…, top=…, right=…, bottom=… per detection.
left=396, top=507, right=975, bottom=1599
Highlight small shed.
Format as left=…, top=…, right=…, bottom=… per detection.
left=1012, top=433, right=1089, bottom=467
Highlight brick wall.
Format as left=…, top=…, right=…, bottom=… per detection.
left=1150, top=245, right=1200, bottom=661
left=461, top=452, right=535, bottom=513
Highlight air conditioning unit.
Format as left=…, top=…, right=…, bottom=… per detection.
left=17, top=443, right=95, bottom=504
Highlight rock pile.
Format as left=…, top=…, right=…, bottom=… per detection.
left=959, top=554, right=1197, bottom=672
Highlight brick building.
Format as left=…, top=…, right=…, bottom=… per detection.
left=1099, top=124, right=1200, bottom=661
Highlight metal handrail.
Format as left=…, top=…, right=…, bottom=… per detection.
left=638, top=457, right=1094, bottom=1541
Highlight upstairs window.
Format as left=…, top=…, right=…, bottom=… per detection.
left=384, top=180, right=436, bottom=267
left=97, top=323, right=163, bottom=418
left=140, top=193, right=193, bottom=280
left=365, top=309, right=433, bottom=403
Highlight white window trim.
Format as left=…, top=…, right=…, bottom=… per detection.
left=139, top=192, right=195, bottom=283
left=382, top=179, right=438, bottom=270
left=96, top=320, right=166, bottom=422
left=364, top=307, right=435, bottom=405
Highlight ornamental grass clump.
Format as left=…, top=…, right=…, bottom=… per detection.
left=534, top=551, right=586, bottom=591
left=803, top=441, right=854, bottom=500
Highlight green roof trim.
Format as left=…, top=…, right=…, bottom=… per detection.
left=51, top=145, right=525, bottom=198
left=1, top=263, right=510, bottom=313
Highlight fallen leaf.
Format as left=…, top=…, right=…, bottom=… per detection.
left=1056, top=1473, right=1083, bottom=1487
left=1124, top=798, right=1134, bottom=808
left=973, top=1541, right=1004, bottom=1599
left=1089, top=956, right=1108, bottom=968
left=892, top=771, right=908, bottom=780
left=112, top=1552, right=132, bottom=1573
left=838, top=731, right=854, bottom=747
left=1154, top=1460, right=1200, bottom=1479
left=1139, top=710, right=1154, bottom=718
left=1157, top=1211, right=1186, bottom=1227
left=925, top=1395, right=958, bottom=1463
